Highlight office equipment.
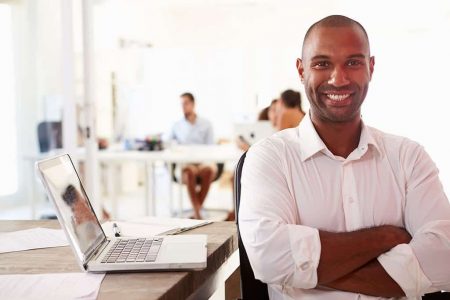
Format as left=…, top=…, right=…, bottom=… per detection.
left=0, top=227, right=68, bottom=254
left=36, top=154, right=207, bottom=272
left=0, top=273, right=105, bottom=300
left=233, top=121, right=275, bottom=146
left=0, top=220, right=239, bottom=299
left=234, top=152, right=269, bottom=300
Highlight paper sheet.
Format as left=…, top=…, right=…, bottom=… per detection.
left=0, top=228, right=68, bottom=254
left=102, top=217, right=211, bottom=238
left=0, top=273, right=105, bottom=300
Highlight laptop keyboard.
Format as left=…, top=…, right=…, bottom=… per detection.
left=101, top=237, right=163, bottom=264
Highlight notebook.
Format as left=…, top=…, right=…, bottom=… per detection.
left=36, top=154, right=207, bottom=272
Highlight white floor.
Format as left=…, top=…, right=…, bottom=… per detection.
left=0, top=163, right=234, bottom=221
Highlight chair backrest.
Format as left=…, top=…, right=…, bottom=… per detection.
left=422, top=291, right=450, bottom=299
left=171, top=163, right=224, bottom=183
left=37, top=121, right=62, bottom=153
left=234, top=152, right=269, bottom=300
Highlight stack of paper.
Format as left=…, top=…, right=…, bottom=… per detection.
left=102, top=216, right=211, bottom=238
left=0, top=228, right=68, bottom=254
left=0, top=273, right=105, bottom=300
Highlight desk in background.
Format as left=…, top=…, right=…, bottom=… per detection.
left=0, top=220, right=239, bottom=300
left=23, top=144, right=242, bottom=219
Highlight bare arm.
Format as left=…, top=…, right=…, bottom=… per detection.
left=317, top=225, right=411, bottom=284
left=323, top=260, right=405, bottom=298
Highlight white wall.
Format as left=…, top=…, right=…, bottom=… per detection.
left=6, top=0, right=450, bottom=206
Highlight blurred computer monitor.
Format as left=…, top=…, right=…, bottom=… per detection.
left=233, top=121, right=275, bottom=145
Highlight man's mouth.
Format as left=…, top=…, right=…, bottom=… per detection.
left=326, top=93, right=351, bottom=101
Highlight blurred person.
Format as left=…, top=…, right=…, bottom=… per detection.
left=268, top=99, right=279, bottom=128
left=169, top=92, right=216, bottom=219
left=276, top=89, right=305, bottom=130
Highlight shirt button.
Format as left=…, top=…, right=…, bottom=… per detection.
left=300, top=262, right=310, bottom=270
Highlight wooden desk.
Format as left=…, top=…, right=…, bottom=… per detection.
left=0, top=220, right=239, bottom=300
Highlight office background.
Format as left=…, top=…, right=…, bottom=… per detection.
left=1, top=0, right=449, bottom=217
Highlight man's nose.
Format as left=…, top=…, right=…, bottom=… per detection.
left=328, top=66, right=350, bottom=87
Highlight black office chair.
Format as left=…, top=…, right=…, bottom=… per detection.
left=234, top=152, right=270, bottom=300
left=171, top=163, right=224, bottom=184
left=422, top=291, right=450, bottom=299
left=170, top=162, right=226, bottom=218
left=233, top=152, right=448, bottom=300
left=37, top=121, right=62, bottom=153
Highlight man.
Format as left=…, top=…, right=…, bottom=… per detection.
left=276, top=89, right=306, bottom=130
left=169, top=92, right=216, bottom=219
left=239, top=15, right=450, bottom=299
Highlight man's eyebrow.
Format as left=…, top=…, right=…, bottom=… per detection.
left=348, top=54, right=367, bottom=59
left=310, top=55, right=330, bottom=61
left=310, top=54, right=368, bottom=61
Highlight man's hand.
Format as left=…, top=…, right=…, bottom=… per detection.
left=317, top=225, right=411, bottom=284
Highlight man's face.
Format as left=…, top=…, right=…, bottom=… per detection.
left=297, top=25, right=374, bottom=124
left=181, top=96, right=195, bottom=117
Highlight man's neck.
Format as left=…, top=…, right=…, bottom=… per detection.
left=185, top=113, right=197, bottom=124
left=311, top=115, right=362, bottom=158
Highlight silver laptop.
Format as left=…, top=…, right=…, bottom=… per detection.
left=36, top=154, right=207, bottom=272
left=234, top=121, right=275, bottom=146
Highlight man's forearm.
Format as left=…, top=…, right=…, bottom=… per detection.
left=317, top=225, right=411, bottom=284
left=322, top=260, right=405, bottom=298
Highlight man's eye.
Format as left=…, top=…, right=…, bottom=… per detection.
left=312, top=61, right=329, bottom=69
left=347, top=60, right=363, bottom=67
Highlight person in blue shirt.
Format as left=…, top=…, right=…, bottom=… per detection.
left=169, top=92, right=216, bottom=219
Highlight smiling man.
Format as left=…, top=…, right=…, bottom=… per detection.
left=239, top=15, right=450, bottom=299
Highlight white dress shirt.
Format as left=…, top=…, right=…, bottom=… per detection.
left=239, top=112, right=450, bottom=299
left=169, top=116, right=214, bottom=145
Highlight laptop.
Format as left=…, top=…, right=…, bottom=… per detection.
left=233, top=121, right=275, bottom=146
left=36, top=154, right=207, bottom=272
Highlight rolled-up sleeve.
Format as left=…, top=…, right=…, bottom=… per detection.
left=239, top=139, right=321, bottom=288
left=378, top=144, right=450, bottom=298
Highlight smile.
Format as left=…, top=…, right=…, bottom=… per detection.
left=326, top=94, right=351, bottom=101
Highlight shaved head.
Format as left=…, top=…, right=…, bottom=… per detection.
left=302, top=15, right=370, bottom=59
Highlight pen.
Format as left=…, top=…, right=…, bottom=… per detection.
left=112, top=222, right=121, bottom=237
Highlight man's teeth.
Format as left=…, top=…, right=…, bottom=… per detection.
left=327, top=94, right=350, bottom=101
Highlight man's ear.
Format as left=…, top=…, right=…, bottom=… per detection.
left=296, top=58, right=305, bottom=82
left=369, top=56, right=375, bottom=80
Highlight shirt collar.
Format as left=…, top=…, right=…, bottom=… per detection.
left=298, top=111, right=382, bottom=162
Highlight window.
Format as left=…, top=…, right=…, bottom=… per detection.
left=0, top=4, right=18, bottom=196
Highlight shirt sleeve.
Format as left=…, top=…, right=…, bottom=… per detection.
left=238, top=139, right=321, bottom=289
left=378, top=143, right=450, bottom=298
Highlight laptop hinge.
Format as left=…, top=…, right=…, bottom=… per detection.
left=85, top=239, right=110, bottom=267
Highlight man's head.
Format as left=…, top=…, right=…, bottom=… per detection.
left=279, top=89, right=303, bottom=112
left=180, top=92, right=196, bottom=118
left=297, top=15, right=375, bottom=124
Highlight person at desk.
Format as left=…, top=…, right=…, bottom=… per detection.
left=169, top=92, right=216, bottom=219
left=275, top=89, right=305, bottom=130
left=239, top=15, right=450, bottom=299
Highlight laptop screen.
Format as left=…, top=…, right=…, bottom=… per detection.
left=37, top=154, right=105, bottom=264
